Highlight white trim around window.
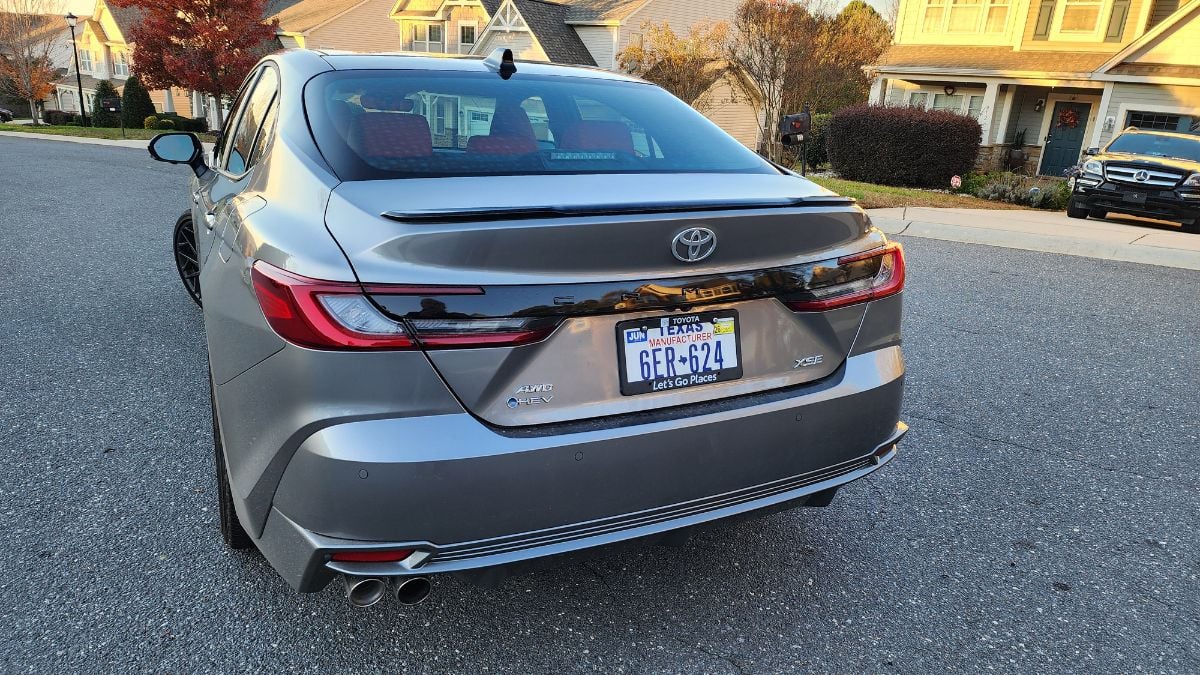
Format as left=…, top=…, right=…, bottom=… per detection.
left=905, top=88, right=987, bottom=119
left=921, top=0, right=1011, bottom=34
left=1050, top=0, right=1115, bottom=41
left=458, top=20, right=477, bottom=54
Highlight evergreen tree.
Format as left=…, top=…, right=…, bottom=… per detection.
left=91, top=80, right=122, bottom=128
left=121, top=75, right=156, bottom=129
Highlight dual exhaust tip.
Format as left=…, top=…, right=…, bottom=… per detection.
left=343, top=574, right=432, bottom=608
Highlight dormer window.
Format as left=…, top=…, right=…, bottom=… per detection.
left=79, top=48, right=93, bottom=72
left=922, top=0, right=1010, bottom=33
left=113, top=51, right=129, bottom=77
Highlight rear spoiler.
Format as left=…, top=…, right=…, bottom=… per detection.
left=381, top=196, right=856, bottom=224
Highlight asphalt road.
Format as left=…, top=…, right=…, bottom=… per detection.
left=1, top=136, right=1197, bottom=673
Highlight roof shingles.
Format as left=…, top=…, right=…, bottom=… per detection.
left=512, top=0, right=596, bottom=66
left=875, top=45, right=1112, bottom=76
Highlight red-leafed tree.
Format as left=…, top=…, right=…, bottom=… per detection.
left=109, top=0, right=279, bottom=129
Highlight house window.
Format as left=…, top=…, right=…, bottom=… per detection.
left=948, top=0, right=982, bottom=31
left=428, top=24, right=443, bottom=44
left=932, top=93, right=964, bottom=112
left=922, top=0, right=946, bottom=31
left=967, top=95, right=984, bottom=118
left=1126, top=111, right=1182, bottom=130
left=411, top=23, right=444, bottom=52
left=923, top=0, right=1010, bottom=32
left=460, top=23, right=476, bottom=46
left=1060, top=0, right=1103, bottom=31
left=909, top=92, right=929, bottom=108
left=79, top=49, right=93, bottom=72
left=113, top=52, right=129, bottom=77
left=985, top=0, right=1010, bottom=31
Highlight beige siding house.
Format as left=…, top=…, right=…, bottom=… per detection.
left=272, top=0, right=403, bottom=52
left=50, top=0, right=190, bottom=118
left=871, top=0, right=1200, bottom=176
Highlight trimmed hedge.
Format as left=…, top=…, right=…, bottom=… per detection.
left=826, top=104, right=981, bottom=189
left=154, top=112, right=208, bottom=133
left=44, top=110, right=81, bottom=125
left=121, top=76, right=156, bottom=130
left=90, top=80, right=122, bottom=128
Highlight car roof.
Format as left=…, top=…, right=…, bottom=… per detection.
left=292, top=49, right=643, bottom=84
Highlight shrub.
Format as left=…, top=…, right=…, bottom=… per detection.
left=153, top=113, right=208, bottom=133
left=144, top=115, right=159, bottom=130
left=121, top=76, right=157, bottom=130
left=155, top=118, right=176, bottom=130
left=967, top=171, right=1071, bottom=210
left=90, top=80, right=122, bottom=128
left=44, top=110, right=77, bottom=125
left=804, top=113, right=833, bottom=169
left=827, top=104, right=981, bottom=188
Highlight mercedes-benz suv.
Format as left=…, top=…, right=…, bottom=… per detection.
left=1068, top=127, right=1200, bottom=233
left=147, top=49, right=907, bottom=608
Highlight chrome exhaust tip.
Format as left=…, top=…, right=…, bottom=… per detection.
left=343, top=575, right=387, bottom=608
left=392, top=576, right=432, bottom=605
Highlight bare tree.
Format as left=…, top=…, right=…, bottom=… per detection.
left=0, top=0, right=61, bottom=124
left=728, top=0, right=828, bottom=161
left=618, top=20, right=730, bottom=114
left=882, top=0, right=901, bottom=27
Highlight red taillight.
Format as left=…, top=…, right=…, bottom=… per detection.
left=251, top=261, right=419, bottom=350
left=250, top=261, right=557, bottom=350
left=784, top=243, right=905, bottom=312
left=330, top=549, right=414, bottom=563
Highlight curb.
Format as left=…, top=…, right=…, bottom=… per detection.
left=0, top=129, right=151, bottom=149
left=869, top=212, right=1200, bottom=271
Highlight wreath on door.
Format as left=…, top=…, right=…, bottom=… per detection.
left=1057, top=107, right=1080, bottom=128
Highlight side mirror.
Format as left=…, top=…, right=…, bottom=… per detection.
left=1084, top=146, right=1100, bottom=156
left=149, top=132, right=207, bottom=177
left=778, top=112, right=811, bottom=146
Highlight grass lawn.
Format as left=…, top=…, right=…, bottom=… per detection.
left=810, top=176, right=1027, bottom=211
left=0, top=123, right=166, bottom=141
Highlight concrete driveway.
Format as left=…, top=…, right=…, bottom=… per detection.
left=869, top=206, right=1200, bottom=271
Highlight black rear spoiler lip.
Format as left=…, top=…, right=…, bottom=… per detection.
left=380, top=196, right=857, bottom=224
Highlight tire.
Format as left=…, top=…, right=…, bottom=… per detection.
left=212, top=374, right=253, bottom=550
left=1182, top=221, right=1200, bottom=234
left=1066, top=200, right=1090, bottom=219
left=1088, top=209, right=1107, bottom=219
left=173, top=212, right=202, bottom=306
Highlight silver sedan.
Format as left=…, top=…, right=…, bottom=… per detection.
left=149, top=48, right=907, bottom=608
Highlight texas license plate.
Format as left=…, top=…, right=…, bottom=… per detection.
left=616, top=310, right=743, bottom=396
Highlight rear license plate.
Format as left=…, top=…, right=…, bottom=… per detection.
left=1123, top=192, right=1147, bottom=204
left=616, top=310, right=743, bottom=396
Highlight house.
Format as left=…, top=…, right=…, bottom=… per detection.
left=49, top=0, right=192, bottom=120
left=389, top=0, right=763, bottom=148
left=869, top=0, right=1200, bottom=176
left=0, top=12, right=75, bottom=118
left=270, top=0, right=403, bottom=51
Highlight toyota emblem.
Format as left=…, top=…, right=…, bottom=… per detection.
left=671, top=227, right=717, bottom=263
left=1134, top=170, right=1150, bottom=182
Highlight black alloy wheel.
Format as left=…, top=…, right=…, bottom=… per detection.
left=173, top=212, right=202, bottom=306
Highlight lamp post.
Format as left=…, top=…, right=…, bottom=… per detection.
left=65, top=12, right=88, bottom=127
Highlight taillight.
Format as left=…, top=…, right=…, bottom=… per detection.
left=330, top=549, right=414, bottom=563
left=250, top=261, right=557, bottom=350
left=783, top=243, right=905, bottom=311
left=251, top=261, right=418, bottom=349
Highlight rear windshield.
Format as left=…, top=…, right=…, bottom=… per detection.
left=1107, top=132, right=1200, bottom=162
left=304, top=69, right=776, bottom=181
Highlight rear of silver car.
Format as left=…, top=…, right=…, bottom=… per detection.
left=200, top=52, right=906, bottom=600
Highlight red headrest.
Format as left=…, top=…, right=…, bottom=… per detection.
left=467, top=103, right=538, bottom=155
left=360, top=92, right=414, bottom=112
left=560, top=120, right=635, bottom=154
left=466, top=135, right=538, bottom=155
left=348, top=113, right=432, bottom=159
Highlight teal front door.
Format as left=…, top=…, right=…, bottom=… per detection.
left=1040, top=101, right=1091, bottom=176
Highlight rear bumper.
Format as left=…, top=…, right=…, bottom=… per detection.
left=255, top=346, right=906, bottom=592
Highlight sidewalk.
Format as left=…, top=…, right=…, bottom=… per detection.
left=868, top=206, right=1200, bottom=271
left=0, top=129, right=153, bottom=150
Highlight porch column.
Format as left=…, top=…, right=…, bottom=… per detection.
left=993, top=85, right=1016, bottom=145
left=977, top=81, right=1000, bottom=145
left=161, top=89, right=176, bottom=114
left=868, top=76, right=888, bottom=105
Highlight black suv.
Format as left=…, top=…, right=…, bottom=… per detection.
left=1068, top=128, right=1200, bottom=233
